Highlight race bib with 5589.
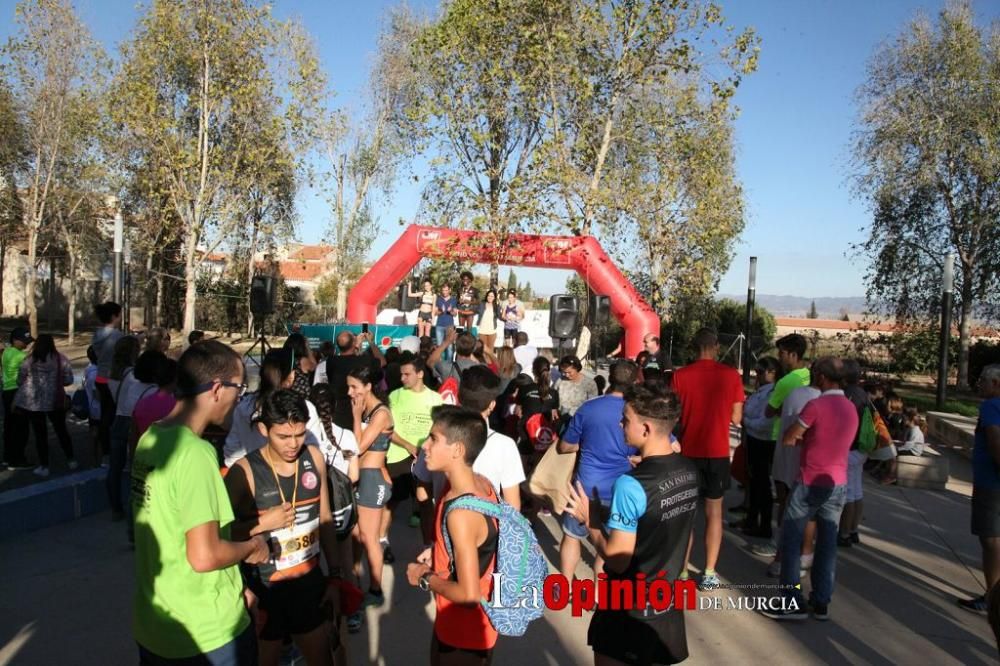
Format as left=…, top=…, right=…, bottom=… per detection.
left=270, top=517, right=320, bottom=570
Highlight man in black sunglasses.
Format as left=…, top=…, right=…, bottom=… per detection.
left=131, top=340, right=269, bottom=664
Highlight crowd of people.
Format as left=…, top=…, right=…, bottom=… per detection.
left=2, top=293, right=999, bottom=664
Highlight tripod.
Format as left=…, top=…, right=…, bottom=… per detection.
left=244, top=315, right=271, bottom=368
left=722, top=332, right=748, bottom=375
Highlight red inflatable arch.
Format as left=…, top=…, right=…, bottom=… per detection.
left=346, top=224, right=660, bottom=358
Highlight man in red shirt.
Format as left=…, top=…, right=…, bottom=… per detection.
left=671, top=328, right=745, bottom=591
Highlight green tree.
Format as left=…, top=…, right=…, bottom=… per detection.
left=507, top=270, right=517, bottom=294
left=4, top=0, right=108, bottom=336
left=851, top=2, right=1000, bottom=388
left=111, top=0, right=318, bottom=337
left=405, top=0, right=553, bottom=285
left=536, top=0, right=758, bottom=313
left=0, top=79, right=26, bottom=316
left=807, top=301, right=818, bottom=319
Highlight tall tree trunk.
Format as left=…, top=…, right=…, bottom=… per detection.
left=47, top=258, right=55, bottom=332
left=957, top=276, right=974, bottom=389
left=155, top=268, right=164, bottom=328
left=182, top=225, right=198, bottom=336
left=67, top=252, right=77, bottom=344
left=246, top=215, right=259, bottom=336
left=26, top=223, right=38, bottom=336
left=0, top=238, right=6, bottom=315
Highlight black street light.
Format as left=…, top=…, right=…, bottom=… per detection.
left=742, top=256, right=757, bottom=384
left=935, top=253, right=955, bottom=409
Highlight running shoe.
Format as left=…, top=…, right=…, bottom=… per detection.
left=347, top=611, right=364, bottom=634
left=766, top=559, right=781, bottom=578
left=363, top=590, right=385, bottom=608
left=809, top=600, right=830, bottom=621
left=751, top=541, right=777, bottom=557
left=698, top=573, right=721, bottom=591
left=33, top=466, right=50, bottom=478
left=760, top=605, right=807, bottom=621
left=957, top=596, right=987, bottom=613
left=850, top=532, right=861, bottom=545
left=382, top=544, right=395, bottom=564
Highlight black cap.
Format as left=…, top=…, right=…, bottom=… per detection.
left=10, top=327, right=33, bottom=345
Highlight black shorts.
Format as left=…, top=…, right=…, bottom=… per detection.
left=253, top=568, right=328, bottom=641
left=687, top=456, right=731, bottom=500
left=503, top=328, right=518, bottom=341
left=386, top=458, right=414, bottom=506
left=419, top=311, right=432, bottom=322
left=588, top=610, right=688, bottom=665
left=972, top=488, right=1000, bottom=538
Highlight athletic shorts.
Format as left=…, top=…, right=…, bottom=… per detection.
left=419, top=311, right=432, bottom=322
left=386, top=458, right=414, bottom=506
left=686, top=456, right=731, bottom=500
left=972, top=489, right=1000, bottom=538
left=561, top=504, right=610, bottom=540
left=357, top=467, right=392, bottom=509
left=588, top=610, right=688, bottom=665
left=253, top=568, right=327, bottom=642
left=846, top=450, right=867, bottom=503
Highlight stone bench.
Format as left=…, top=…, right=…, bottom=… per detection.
left=895, top=444, right=950, bottom=490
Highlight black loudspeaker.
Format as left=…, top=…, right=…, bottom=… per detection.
left=589, top=295, right=611, bottom=327
left=549, top=294, right=581, bottom=339
left=399, top=281, right=418, bottom=311
left=249, top=275, right=276, bottom=317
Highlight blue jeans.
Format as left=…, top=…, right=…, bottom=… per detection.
left=779, top=482, right=846, bottom=606
left=434, top=325, right=452, bottom=361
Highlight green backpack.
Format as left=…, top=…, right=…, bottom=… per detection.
left=856, top=405, right=877, bottom=454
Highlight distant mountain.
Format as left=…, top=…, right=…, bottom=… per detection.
left=719, top=294, right=868, bottom=318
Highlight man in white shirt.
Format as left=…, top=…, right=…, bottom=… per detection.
left=513, top=331, right=538, bottom=373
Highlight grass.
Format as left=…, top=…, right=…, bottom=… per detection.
left=894, top=386, right=980, bottom=418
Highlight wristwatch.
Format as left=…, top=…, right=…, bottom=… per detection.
left=418, top=571, right=434, bottom=592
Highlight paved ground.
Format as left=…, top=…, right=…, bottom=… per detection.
left=1, top=439, right=997, bottom=665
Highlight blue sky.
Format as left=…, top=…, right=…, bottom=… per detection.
left=3, top=0, right=998, bottom=298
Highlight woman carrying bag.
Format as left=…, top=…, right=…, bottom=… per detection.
left=15, top=334, right=76, bottom=477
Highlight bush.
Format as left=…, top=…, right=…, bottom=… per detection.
left=661, top=296, right=777, bottom=366
left=970, top=340, right=1000, bottom=387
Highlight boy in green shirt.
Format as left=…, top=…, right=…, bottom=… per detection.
left=131, top=340, right=269, bottom=662
left=3, top=326, right=33, bottom=469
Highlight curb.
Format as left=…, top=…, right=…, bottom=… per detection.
left=0, top=468, right=108, bottom=539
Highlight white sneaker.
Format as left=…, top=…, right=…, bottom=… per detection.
left=33, top=466, right=50, bottom=478
left=68, top=460, right=79, bottom=470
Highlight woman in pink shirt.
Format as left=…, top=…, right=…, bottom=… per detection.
left=128, top=355, right=179, bottom=458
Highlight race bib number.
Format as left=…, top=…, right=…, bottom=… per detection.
left=270, top=517, right=320, bottom=570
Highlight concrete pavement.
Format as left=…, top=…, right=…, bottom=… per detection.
left=1, top=442, right=996, bottom=665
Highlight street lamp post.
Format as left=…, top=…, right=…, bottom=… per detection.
left=112, top=212, right=124, bottom=319
left=123, top=237, right=132, bottom=332
left=743, top=256, right=758, bottom=384
left=935, top=253, right=955, bottom=409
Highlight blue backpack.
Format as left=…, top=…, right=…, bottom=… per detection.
left=441, top=495, right=547, bottom=637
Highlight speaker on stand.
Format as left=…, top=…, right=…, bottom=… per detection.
left=246, top=275, right=276, bottom=367
left=588, top=295, right=611, bottom=365
left=549, top=294, right=581, bottom=356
